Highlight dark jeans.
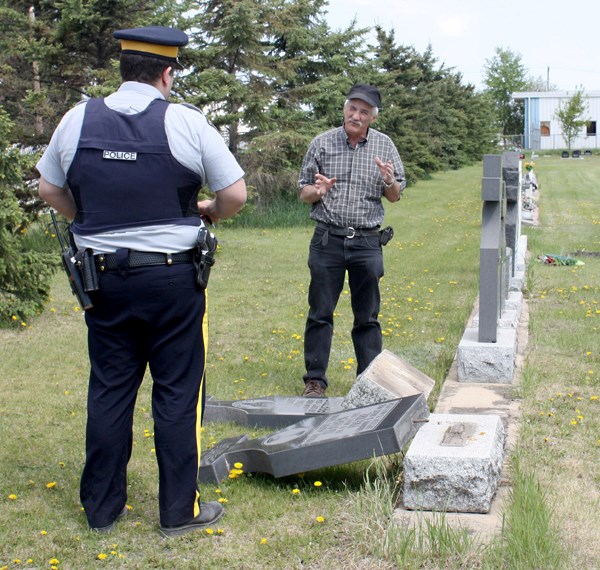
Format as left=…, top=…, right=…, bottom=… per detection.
left=303, top=226, right=384, bottom=388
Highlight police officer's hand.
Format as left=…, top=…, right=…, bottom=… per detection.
left=198, top=199, right=218, bottom=224
left=197, top=179, right=247, bottom=224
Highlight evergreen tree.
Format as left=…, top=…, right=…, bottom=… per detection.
left=183, top=0, right=369, bottom=202
left=0, top=107, right=57, bottom=326
left=369, top=29, right=497, bottom=182
left=0, top=0, right=189, bottom=144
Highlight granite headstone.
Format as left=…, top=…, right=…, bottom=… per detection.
left=199, top=394, right=429, bottom=484
left=203, top=396, right=345, bottom=428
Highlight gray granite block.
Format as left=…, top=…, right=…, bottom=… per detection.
left=403, top=413, right=506, bottom=513
left=342, top=350, right=435, bottom=410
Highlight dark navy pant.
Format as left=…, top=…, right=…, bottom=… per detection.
left=81, top=261, right=206, bottom=528
left=303, top=226, right=384, bottom=388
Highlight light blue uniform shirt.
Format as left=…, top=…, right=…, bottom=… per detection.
left=37, top=82, right=244, bottom=253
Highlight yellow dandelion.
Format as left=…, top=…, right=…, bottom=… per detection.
left=46, top=481, right=57, bottom=489
left=316, top=516, right=325, bottom=523
left=97, top=552, right=108, bottom=560
left=313, top=481, right=322, bottom=487
left=217, top=528, right=224, bottom=535
left=205, top=528, right=214, bottom=535
left=49, top=559, right=60, bottom=565
left=215, top=488, right=222, bottom=494
left=8, top=494, right=17, bottom=500
left=233, top=462, right=243, bottom=469
left=218, top=497, right=228, bottom=503
left=591, top=395, right=598, bottom=401
left=41, top=530, right=48, bottom=535
left=260, top=538, right=268, bottom=544
left=570, top=419, right=578, bottom=426
left=292, top=488, right=301, bottom=495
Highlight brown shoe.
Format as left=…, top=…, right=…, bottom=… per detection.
left=302, top=380, right=326, bottom=398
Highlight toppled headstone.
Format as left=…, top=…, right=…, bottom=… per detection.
left=342, top=350, right=435, bottom=410
left=403, top=413, right=506, bottom=513
left=199, top=394, right=429, bottom=484
left=203, top=396, right=344, bottom=428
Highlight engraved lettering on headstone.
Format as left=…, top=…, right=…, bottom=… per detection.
left=301, top=400, right=397, bottom=445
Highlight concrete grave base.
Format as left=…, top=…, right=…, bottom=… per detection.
left=403, top=413, right=506, bottom=513
left=341, top=349, right=435, bottom=410
left=456, top=326, right=517, bottom=383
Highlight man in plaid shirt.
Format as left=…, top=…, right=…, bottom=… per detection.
left=298, top=84, right=406, bottom=397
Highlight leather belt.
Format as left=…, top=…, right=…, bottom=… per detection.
left=96, top=250, right=194, bottom=271
left=317, top=222, right=380, bottom=239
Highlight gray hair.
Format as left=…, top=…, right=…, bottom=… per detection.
left=344, top=99, right=379, bottom=117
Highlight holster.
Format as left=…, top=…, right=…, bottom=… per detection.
left=194, top=227, right=218, bottom=289
left=74, top=248, right=99, bottom=292
left=379, top=226, right=394, bottom=246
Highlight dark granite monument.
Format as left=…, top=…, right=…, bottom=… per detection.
left=199, top=394, right=430, bottom=484
left=479, top=154, right=507, bottom=343
left=203, top=395, right=345, bottom=428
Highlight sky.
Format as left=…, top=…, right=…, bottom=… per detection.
left=324, top=0, right=600, bottom=93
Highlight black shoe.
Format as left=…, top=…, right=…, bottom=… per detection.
left=302, top=380, right=326, bottom=398
left=159, top=501, right=224, bottom=538
left=90, top=505, right=128, bottom=533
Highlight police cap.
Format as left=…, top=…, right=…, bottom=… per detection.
left=114, top=26, right=188, bottom=70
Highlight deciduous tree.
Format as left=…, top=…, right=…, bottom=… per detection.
left=483, top=46, right=528, bottom=143
left=555, top=88, right=589, bottom=150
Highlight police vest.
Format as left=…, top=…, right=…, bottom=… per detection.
left=68, top=97, right=203, bottom=236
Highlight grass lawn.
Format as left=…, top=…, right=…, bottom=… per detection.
left=0, top=154, right=598, bottom=569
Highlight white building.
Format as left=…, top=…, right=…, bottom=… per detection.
left=512, top=91, right=600, bottom=150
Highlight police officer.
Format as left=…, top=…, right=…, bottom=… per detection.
left=37, top=26, right=247, bottom=537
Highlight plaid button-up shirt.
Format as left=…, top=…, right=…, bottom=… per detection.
left=298, top=126, right=405, bottom=228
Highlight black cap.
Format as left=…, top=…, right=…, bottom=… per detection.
left=347, top=84, right=381, bottom=109
left=114, top=26, right=189, bottom=70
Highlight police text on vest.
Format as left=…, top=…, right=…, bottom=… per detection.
left=102, top=150, right=137, bottom=161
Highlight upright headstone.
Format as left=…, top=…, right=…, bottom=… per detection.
left=502, top=151, right=522, bottom=276
left=199, top=394, right=430, bottom=484
left=479, top=154, right=507, bottom=343
left=456, top=153, right=522, bottom=383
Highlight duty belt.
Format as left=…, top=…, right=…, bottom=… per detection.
left=96, top=250, right=194, bottom=271
left=317, top=222, right=380, bottom=239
